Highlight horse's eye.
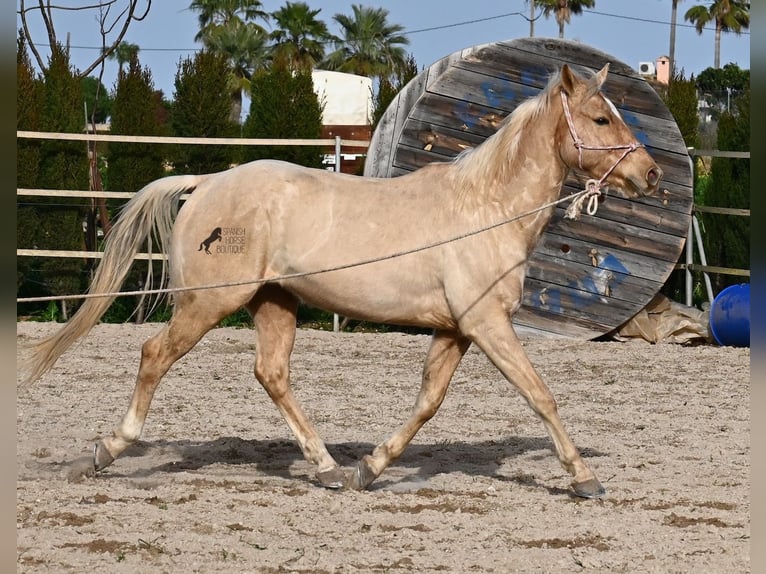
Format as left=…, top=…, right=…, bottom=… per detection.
left=595, top=117, right=610, bottom=126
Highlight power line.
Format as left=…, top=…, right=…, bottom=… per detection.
left=405, top=11, right=524, bottom=35
left=584, top=8, right=750, bottom=35
left=28, top=6, right=750, bottom=55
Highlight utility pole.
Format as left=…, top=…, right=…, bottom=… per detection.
left=669, top=0, right=679, bottom=75
left=529, top=0, right=535, bottom=37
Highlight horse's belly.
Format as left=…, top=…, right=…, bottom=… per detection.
left=280, top=271, right=457, bottom=329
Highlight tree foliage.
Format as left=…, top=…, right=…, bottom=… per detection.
left=108, top=54, right=168, bottom=193
left=695, top=63, right=749, bottom=115
left=371, top=53, right=418, bottom=131
left=659, top=68, right=702, bottom=303
left=701, top=87, right=750, bottom=291
left=684, top=0, right=750, bottom=69
left=17, top=33, right=42, bottom=190
left=82, top=76, right=113, bottom=124
left=661, top=70, right=700, bottom=149
left=170, top=49, right=238, bottom=173
left=17, top=33, right=43, bottom=297
left=270, top=1, right=330, bottom=72
left=322, top=4, right=409, bottom=79
left=242, top=65, right=324, bottom=168
left=19, top=43, right=90, bottom=317
left=190, top=0, right=271, bottom=123
left=537, top=0, right=596, bottom=39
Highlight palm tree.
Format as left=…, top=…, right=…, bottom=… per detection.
left=321, top=4, right=409, bottom=79
left=684, top=0, right=750, bottom=69
left=190, top=0, right=269, bottom=40
left=106, top=41, right=140, bottom=76
left=270, top=1, right=330, bottom=72
left=537, top=0, right=595, bottom=39
left=189, top=0, right=271, bottom=123
left=669, top=0, right=683, bottom=75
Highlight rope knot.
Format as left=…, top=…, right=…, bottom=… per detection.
left=564, top=179, right=603, bottom=220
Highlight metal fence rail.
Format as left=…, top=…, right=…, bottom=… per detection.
left=676, top=148, right=751, bottom=306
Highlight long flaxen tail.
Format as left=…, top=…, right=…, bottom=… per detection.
left=19, top=174, right=205, bottom=386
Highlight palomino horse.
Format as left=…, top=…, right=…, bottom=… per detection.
left=21, top=64, right=662, bottom=498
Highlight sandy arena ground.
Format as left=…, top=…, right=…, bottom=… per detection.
left=16, top=321, right=750, bottom=573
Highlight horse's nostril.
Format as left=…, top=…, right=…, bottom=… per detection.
left=647, top=167, right=662, bottom=186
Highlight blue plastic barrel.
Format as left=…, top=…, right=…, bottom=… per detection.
left=709, top=283, right=750, bottom=347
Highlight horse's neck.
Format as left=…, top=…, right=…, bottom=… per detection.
left=492, top=111, right=569, bottom=216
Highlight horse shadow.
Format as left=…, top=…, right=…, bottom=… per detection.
left=110, top=435, right=607, bottom=498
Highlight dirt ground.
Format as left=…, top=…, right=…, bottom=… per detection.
left=16, top=320, right=750, bottom=573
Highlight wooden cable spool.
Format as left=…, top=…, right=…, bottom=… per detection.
left=364, top=37, right=693, bottom=339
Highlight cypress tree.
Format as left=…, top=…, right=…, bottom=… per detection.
left=659, top=70, right=702, bottom=303
left=16, top=34, right=43, bottom=302
left=371, top=54, right=418, bottom=131
left=242, top=65, right=323, bottom=168
left=702, top=88, right=750, bottom=292
left=662, top=70, right=700, bottom=149
left=102, top=54, right=170, bottom=322
left=25, top=43, right=90, bottom=319
left=108, top=54, right=167, bottom=194
left=170, top=50, right=237, bottom=174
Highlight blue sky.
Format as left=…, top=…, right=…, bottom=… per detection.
left=18, top=0, right=751, bottom=98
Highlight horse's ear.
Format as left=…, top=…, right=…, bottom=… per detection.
left=595, top=63, right=610, bottom=88
left=560, top=64, right=577, bottom=96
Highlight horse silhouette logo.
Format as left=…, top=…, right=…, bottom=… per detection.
left=198, top=227, right=222, bottom=254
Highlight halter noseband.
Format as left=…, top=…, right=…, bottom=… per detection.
left=560, top=91, right=644, bottom=219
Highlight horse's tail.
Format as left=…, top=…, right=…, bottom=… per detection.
left=19, top=174, right=205, bottom=386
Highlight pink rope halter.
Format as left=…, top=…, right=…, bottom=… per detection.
left=560, top=91, right=644, bottom=219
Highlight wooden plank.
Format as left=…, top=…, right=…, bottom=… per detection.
left=397, top=117, right=692, bottom=215
left=520, top=277, right=642, bottom=329
left=17, top=130, right=368, bottom=147
left=677, top=263, right=750, bottom=277
left=426, top=66, right=686, bottom=155
left=694, top=205, right=750, bottom=216
left=547, top=209, right=686, bottom=263
left=688, top=149, right=750, bottom=159
left=17, top=249, right=164, bottom=260
left=557, top=183, right=691, bottom=235
left=526, top=252, right=663, bottom=304
left=397, top=119, right=487, bottom=157
left=534, top=232, right=674, bottom=282
left=394, top=140, right=692, bottom=214
left=493, top=37, right=674, bottom=115
left=405, top=90, right=691, bottom=174
left=513, top=308, right=605, bottom=339
left=364, top=44, right=484, bottom=178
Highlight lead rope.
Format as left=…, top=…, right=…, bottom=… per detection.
left=560, top=91, right=644, bottom=220
left=17, top=188, right=593, bottom=305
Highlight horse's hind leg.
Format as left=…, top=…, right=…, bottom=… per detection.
left=247, top=285, right=344, bottom=488
left=70, top=292, right=243, bottom=480
left=346, top=329, right=470, bottom=490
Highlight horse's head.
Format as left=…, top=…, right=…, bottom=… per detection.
left=555, top=63, right=663, bottom=197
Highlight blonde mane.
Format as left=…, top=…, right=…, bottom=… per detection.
left=449, top=69, right=567, bottom=205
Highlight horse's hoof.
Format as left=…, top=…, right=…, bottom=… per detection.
left=344, top=456, right=377, bottom=491
left=316, top=466, right=345, bottom=489
left=93, top=441, right=115, bottom=472
left=572, top=478, right=606, bottom=499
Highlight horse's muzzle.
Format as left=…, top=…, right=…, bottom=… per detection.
left=646, top=166, right=663, bottom=193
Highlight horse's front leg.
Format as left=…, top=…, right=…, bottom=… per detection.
left=345, top=329, right=470, bottom=490
left=462, top=308, right=605, bottom=498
